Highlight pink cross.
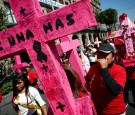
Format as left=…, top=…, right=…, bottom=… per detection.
left=94, top=37, right=101, bottom=47
left=56, top=35, right=86, bottom=85
left=0, top=0, right=97, bottom=114
left=12, top=55, right=30, bottom=73
left=108, top=27, right=135, bottom=67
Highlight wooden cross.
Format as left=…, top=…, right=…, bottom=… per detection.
left=0, top=0, right=97, bottom=114
left=56, top=35, right=86, bottom=85
left=94, top=37, right=101, bottom=47
left=108, top=26, right=135, bottom=67
left=12, top=55, right=30, bottom=73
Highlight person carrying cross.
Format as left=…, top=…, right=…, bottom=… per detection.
left=63, top=64, right=97, bottom=115
left=85, top=43, right=126, bottom=115
left=114, top=38, right=135, bottom=108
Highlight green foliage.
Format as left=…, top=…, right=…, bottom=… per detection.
left=96, top=11, right=106, bottom=23
left=97, top=8, right=118, bottom=26
left=0, top=7, right=12, bottom=95
left=0, top=7, right=7, bottom=31
left=0, top=60, right=14, bottom=95
left=0, top=80, right=13, bottom=95
left=0, top=25, right=7, bottom=30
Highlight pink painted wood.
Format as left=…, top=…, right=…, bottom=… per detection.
left=56, top=35, right=86, bottom=85
left=12, top=55, right=30, bottom=73
left=0, top=0, right=97, bottom=114
left=108, top=26, right=135, bottom=67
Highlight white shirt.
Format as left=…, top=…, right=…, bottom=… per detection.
left=14, top=86, right=45, bottom=115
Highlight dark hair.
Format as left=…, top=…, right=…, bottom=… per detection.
left=76, top=47, right=81, bottom=54
left=111, top=52, right=115, bottom=56
left=62, top=64, right=87, bottom=98
left=60, top=53, right=67, bottom=59
left=12, top=72, right=30, bottom=111
left=12, top=72, right=30, bottom=97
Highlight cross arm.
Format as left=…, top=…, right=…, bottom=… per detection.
left=38, top=0, right=98, bottom=42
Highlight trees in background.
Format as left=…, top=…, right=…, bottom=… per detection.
left=0, top=7, right=7, bottom=31
left=96, top=8, right=118, bottom=31
left=0, top=7, right=14, bottom=95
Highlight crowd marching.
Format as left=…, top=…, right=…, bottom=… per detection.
left=0, top=8, right=135, bottom=115
left=0, top=32, right=135, bottom=115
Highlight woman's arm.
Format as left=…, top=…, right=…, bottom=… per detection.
left=30, top=87, right=47, bottom=114
left=17, top=110, right=21, bottom=115
left=41, top=104, right=47, bottom=115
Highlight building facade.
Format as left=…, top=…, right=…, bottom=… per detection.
left=0, top=0, right=107, bottom=50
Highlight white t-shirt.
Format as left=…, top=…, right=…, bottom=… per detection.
left=14, top=86, right=46, bottom=115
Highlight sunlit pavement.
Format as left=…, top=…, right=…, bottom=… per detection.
left=0, top=90, right=135, bottom=115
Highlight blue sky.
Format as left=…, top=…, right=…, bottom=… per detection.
left=100, top=0, right=135, bottom=22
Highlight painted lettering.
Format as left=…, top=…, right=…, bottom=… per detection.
left=8, top=36, right=16, bottom=46
left=16, top=32, right=25, bottom=43
left=43, top=14, right=75, bottom=34
left=8, top=29, right=34, bottom=47
left=43, top=22, right=53, bottom=34
left=0, top=42, right=3, bottom=51
left=56, top=18, right=64, bottom=30
left=26, top=29, right=34, bottom=40
left=66, top=14, right=74, bottom=25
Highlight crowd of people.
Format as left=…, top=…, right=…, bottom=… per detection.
left=59, top=38, right=135, bottom=115
left=0, top=37, right=135, bottom=115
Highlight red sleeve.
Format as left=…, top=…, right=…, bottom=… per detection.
left=112, top=65, right=126, bottom=89
left=29, top=70, right=37, bottom=79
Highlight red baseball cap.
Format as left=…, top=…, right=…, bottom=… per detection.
left=114, top=39, right=124, bottom=45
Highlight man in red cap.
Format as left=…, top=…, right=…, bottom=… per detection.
left=85, top=43, right=126, bottom=115
left=114, top=39, right=126, bottom=66
left=114, top=38, right=135, bottom=108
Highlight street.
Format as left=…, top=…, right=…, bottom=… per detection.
left=126, top=91, right=135, bottom=115
left=0, top=90, right=135, bottom=115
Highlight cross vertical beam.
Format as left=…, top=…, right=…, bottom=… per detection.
left=0, top=0, right=97, bottom=114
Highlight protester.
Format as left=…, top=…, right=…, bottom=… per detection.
left=85, top=44, right=97, bottom=66
left=24, top=65, right=44, bottom=94
left=77, top=47, right=90, bottom=73
left=114, top=38, right=135, bottom=108
left=62, top=64, right=97, bottom=115
left=12, top=73, right=47, bottom=115
left=85, top=43, right=126, bottom=115
left=63, top=64, right=88, bottom=98
left=125, top=66, right=135, bottom=108
left=0, top=91, right=2, bottom=103
left=60, top=53, right=70, bottom=66
left=114, top=39, right=126, bottom=66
